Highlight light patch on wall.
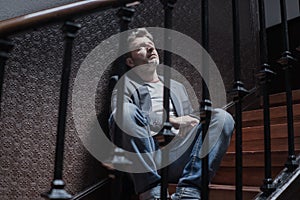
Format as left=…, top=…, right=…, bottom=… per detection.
left=265, top=0, right=300, bottom=28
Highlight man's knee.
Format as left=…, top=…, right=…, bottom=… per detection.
left=212, top=108, right=235, bottom=137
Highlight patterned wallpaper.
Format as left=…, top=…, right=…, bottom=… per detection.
left=0, top=0, right=259, bottom=199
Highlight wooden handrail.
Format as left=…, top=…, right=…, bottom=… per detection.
left=72, top=177, right=112, bottom=200
left=0, top=0, right=141, bottom=37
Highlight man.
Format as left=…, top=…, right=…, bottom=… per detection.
left=109, top=28, right=234, bottom=200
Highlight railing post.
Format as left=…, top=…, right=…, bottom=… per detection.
left=42, top=20, right=81, bottom=200
left=110, top=5, right=136, bottom=200
left=278, top=0, right=299, bottom=172
left=200, top=0, right=211, bottom=200
left=256, top=0, right=276, bottom=196
left=0, top=38, right=14, bottom=115
left=229, top=0, right=249, bottom=199
left=160, top=1, right=177, bottom=200
left=114, top=4, right=136, bottom=140
left=257, top=64, right=276, bottom=196
left=200, top=99, right=211, bottom=200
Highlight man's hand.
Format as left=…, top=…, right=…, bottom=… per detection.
left=169, top=115, right=199, bottom=129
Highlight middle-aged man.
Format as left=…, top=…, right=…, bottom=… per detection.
left=109, top=28, right=234, bottom=200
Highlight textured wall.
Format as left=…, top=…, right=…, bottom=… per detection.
left=0, top=1, right=259, bottom=199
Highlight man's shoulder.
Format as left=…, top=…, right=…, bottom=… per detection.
left=170, top=79, right=184, bottom=87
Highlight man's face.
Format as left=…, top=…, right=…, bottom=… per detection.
left=127, top=36, right=159, bottom=68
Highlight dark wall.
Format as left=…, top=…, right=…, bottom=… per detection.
left=0, top=1, right=259, bottom=199
left=267, top=16, right=300, bottom=94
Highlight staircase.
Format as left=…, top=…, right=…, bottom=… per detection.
left=125, top=89, right=300, bottom=200
left=206, top=89, right=300, bottom=199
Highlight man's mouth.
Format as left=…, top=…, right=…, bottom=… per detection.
left=149, top=54, right=157, bottom=59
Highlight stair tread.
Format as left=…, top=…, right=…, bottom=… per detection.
left=209, top=184, right=260, bottom=192
left=227, top=137, right=300, bottom=152
left=211, top=166, right=283, bottom=186
left=235, top=122, right=300, bottom=141
left=226, top=149, right=300, bottom=154
left=263, top=89, right=300, bottom=106
left=221, top=150, right=300, bottom=167
left=242, top=103, right=300, bottom=127
left=168, top=183, right=260, bottom=192
left=227, top=120, right=300, bottom=151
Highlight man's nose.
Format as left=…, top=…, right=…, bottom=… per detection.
left=147, top=46, right=154, bottom=53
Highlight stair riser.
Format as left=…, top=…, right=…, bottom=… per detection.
left=242, top=104, right=300, bottom=127
left=227, top=136, right=300, bottom=152
left=238, top=122, right=300, bottom=141
left=221, top=150, right=300, bottom=167
left=261, top=90, right=300, bottom=107
left=211, top=167, right=282, bottom=186
left=210, top=189, right=257, bottom=200
left=168, top=184, right=259, bottom=200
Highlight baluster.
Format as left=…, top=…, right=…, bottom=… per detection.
left=229, top=0, right=249, bottom=199
left=111, top=5, right=136, bottom=200
left=0, top=38, right=14, bottom=114
left=115, top=5, right=136, bottom=116
left=160, top=1, right=177, bottom=200
left=256, top=0, right=276, bottom=196
left=114, top=4, right=136, bottom=152
left=278, top=0, right=299, bottom=172
left=42, top=20, right=81, bottom=200
left=200, top=0, right=211, bottom=200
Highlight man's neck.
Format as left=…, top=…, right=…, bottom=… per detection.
left=140, top=72, right=159, bottom=83
left=133, top=67, right=159, bottom=83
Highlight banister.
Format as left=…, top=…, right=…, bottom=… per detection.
left=72, top=177, right=112, bottom=200
left=0, top=0, right=141, bottom=37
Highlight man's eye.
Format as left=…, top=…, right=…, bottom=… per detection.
left=138, top=47, right=146, bottom=51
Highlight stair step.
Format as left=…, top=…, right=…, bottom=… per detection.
left=242, top=103, right=300, bottom=127
left=228, top=122, right=300, bottom=151
left=209, top=184, right=259, bottom=200
left=168, top=184, right=259, bottom=200
left=228, top=137, right=300, bottom=152
left=211, top=166, right=282, bottom=186
left=208, top=90, right=300, bottom=195
left=220, top=150, right=300, bottom=167
left=236, top=122, right=300, bottom=142
left=262, top=89, right=300, bottom=107
left=212, top=150, right=300, bottom=186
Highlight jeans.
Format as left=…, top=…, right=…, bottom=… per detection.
left=109, top=103, right=234, bottom=199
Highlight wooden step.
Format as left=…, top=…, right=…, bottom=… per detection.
left=209, top=184, right=259, bottom=200
left=168, top=184, right=260, bottom=200
left=242, top=103, right=300, bottom=127
left=228, top=136, right=300, bottom=152
left=220, top=150, right=300, bottom=168
left=211, top=166, right=282, bottom=186
left=212, top=150, right=300, bottom=186
left=228, top=122, right=300, bottom=152
left=238, top=122, right=300, bottom=142
left=261, top=89, right=300, bottom=107
left=207, top=91, right=300, bottom=195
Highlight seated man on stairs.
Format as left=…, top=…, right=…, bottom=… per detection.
left=109, top=28, right=235, bottom=200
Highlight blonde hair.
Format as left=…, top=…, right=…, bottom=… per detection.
left=127, top=28, right=153, bottom=45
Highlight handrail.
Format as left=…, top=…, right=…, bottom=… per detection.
left=223, top=86, right=259, bottom=113
left=0, top=0, right=140, bottom=37
left=72, top=177, right=112, bottom=200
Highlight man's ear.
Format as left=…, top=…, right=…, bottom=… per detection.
left=126, top=57, right=135, bottom=68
